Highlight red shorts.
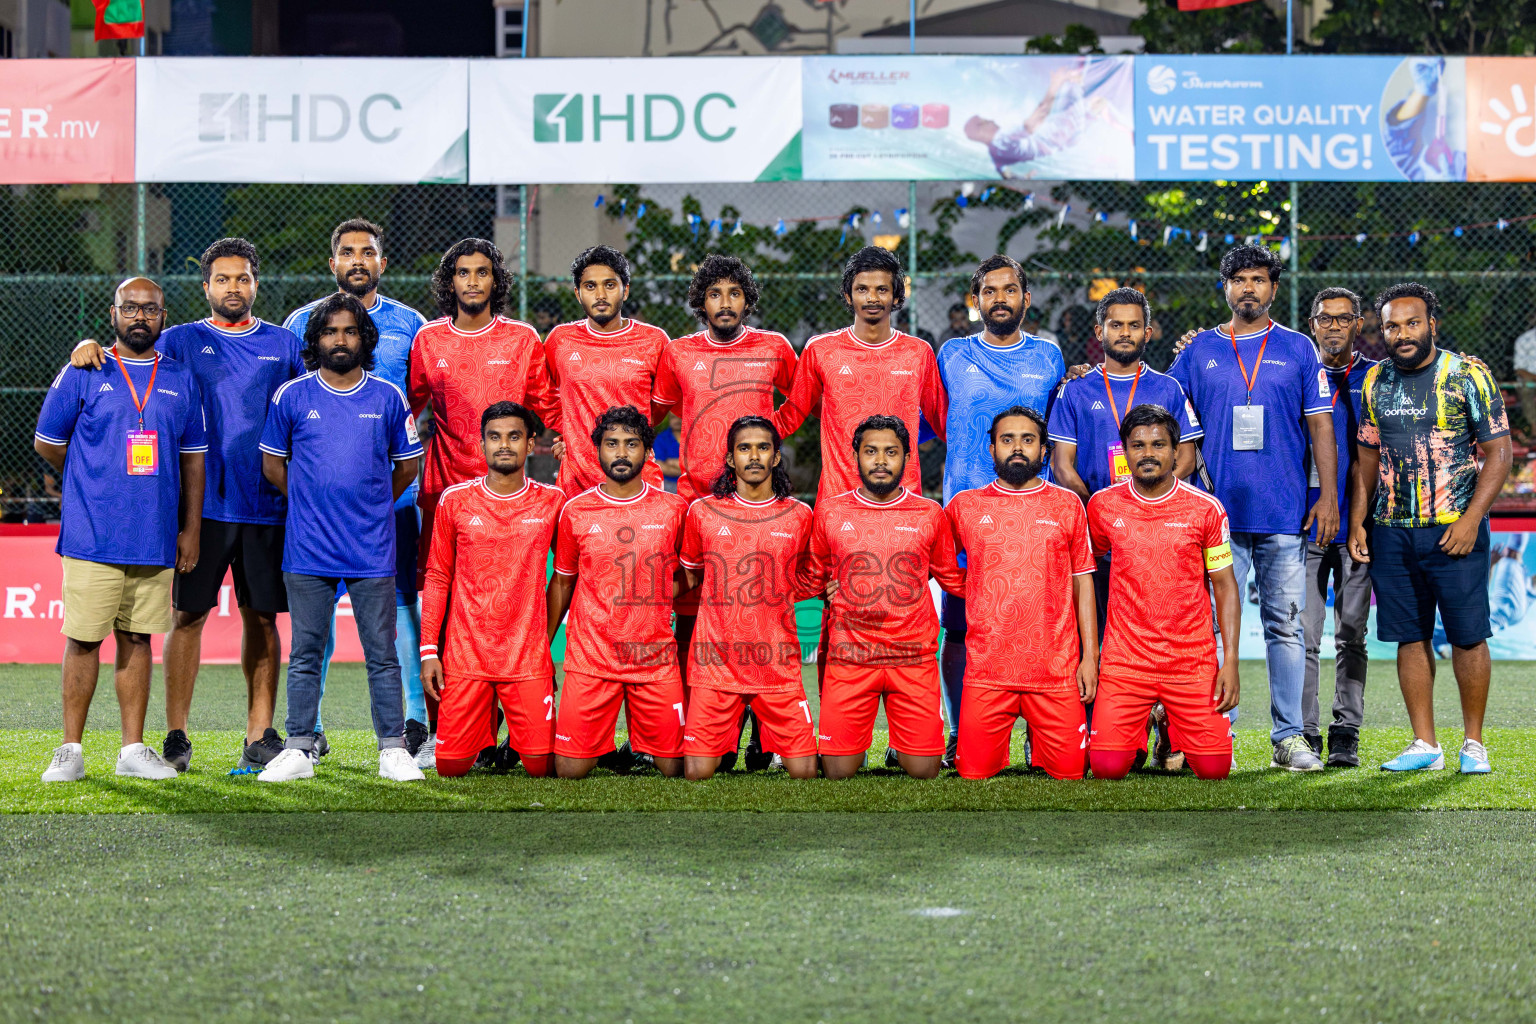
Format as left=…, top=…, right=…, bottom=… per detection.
left=554, top=670, right=685, bottom=759
left=955, top=686, right=1087, bottom=780
left=818, top=661, right=945, bottom=758
left=683, top=686, right=817, bottom=759
left=1091, top=674, right=1233, bottom=756
left=435, top=674, right=555, bottom=763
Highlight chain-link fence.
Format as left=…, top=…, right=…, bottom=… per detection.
left=4, top=177, right=1535, bottom=518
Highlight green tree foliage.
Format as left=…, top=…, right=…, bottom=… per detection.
left=1131, top=0, right=1285, bottom=54
left=1313, top=0, right=1536, bottom=55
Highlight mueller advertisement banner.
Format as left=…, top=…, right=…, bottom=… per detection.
left=0, top=59, right=135, bottom=184
left=1134, top=55, right=1469, bottom=182
left=801, top=55, right=1135, bottom=181
left=468, top=57, right=803, bottom=184
left=133, top=57, right=469, bottom=183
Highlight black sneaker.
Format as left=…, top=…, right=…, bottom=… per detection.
left=743, top=742, right=772, bottom=772
left=597, top=741, right=643, bottom=774
left=1305, top=732, right=1324, bottom=757
left=314, top=731, right=331, bottom=758
left=474, top=745, right=498, bottom=770
left=404, top=718, right=429, bottom=757
left=884, top=747, right=901, bottom=769
left=242, top=728, right=284, bottom=767
left=494, top=738, right=520, bottom=773
left=1326, top=726, right=1361, bottom=768
left=718, top=750, right=739, bottom=772
left=162, top=729, right=192, bottom=773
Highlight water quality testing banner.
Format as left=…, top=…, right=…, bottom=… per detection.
left=133, top=58, right=470, bottom=183
left=1135, top=55, right=1468, bottom=182
left=801, top=55, right=1135, bottom=181
left=469, top=57, right=803, bottom=184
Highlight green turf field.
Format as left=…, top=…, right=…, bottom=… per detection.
left=3, top=661, right=1533, bottom=1022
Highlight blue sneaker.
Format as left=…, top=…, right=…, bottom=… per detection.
left=1459, top=739, right=1492, bottom=774
left=1381, top=738, right=1444, bottom=771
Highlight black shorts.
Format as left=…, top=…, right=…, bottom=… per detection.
left=173, top=518, right=288, bottom=617
left=1372, top=518, right=1492, bottom=647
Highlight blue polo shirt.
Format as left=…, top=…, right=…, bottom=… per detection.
left=1170, top=321, right=1331, bottom=535
left=36, top=351, right=208, bottom=567
left=936, top=332, right=1066, bottom=505
left=1308, top=355, right=1376, bottom=545
left=258, top=371, right=423, bottom=578
left=284, top=293, right=427, bottom=510
left=1048, top=364, right=1203, bottom=496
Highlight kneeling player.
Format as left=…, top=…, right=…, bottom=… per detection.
left=804, top=416, right=965, bottom=780
left=679, top=416, right=816, bottom=780
left=547, top=406, right=689, bottom=778
left=946, top=406, right=1097, bottom=779
left=420, top=402, right=564, bottom=777
left=1086, top=404, right=1241, bottom=780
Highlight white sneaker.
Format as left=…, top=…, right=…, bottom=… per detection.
left=380, top=747, right=425, bottom=781
left=258, top=747, right=315, bottom=782
left=414, top=734, right=437, bottom=770
left=41, top=744, right=85, bottom=782
left=116, top=743, right=178, bottom=780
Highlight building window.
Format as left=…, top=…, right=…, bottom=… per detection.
left=0, top=25, right=14, bottom=58
left=497, top=5, right=523, bottom=57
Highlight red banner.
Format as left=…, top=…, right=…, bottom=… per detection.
left=0, top=59, right=135, bottom=184
left=0, top=528, right=365, bottom=664
left=1176, top=0, right=1259, bottom=9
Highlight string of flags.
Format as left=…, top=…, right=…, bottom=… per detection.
left=593, top=192, right=911, bottom=243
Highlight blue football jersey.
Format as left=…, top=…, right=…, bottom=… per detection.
left=1307, top=355, right=1376, bottom=544
left=36, top=352, right=208, bottom=567
left=937, top=332, right=1066, bottom=505
left=259, top=371, right=423, bottom=578
left=284, top=293, right=427, bottom=510
left=1169, top=321, right=1330, bottom=535
left=157, top=318, right=304, bottom=526
left=1047, top=365, right=1203, bottom=496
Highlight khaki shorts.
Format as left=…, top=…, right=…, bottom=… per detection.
left=60, top=557, right=174, bottom=643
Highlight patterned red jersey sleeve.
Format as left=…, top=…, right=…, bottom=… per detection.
left=1086, top=492, right=1112, bottom=560
left=407, top=330, right=431, bottom=416
left=419, top=487, right=458, bottom=659
left=553, top=501, right=580, bottom=576
left=1200, top=494, right=1234, bottom=573
left=796, top=508, right=830, bottom=598
left=678, top=500, right=704, bottom=569
left=919, top=342, right=948, bottom=442
left=927, top=507, right=966, bottom=596
left=522, top=333, right=562, bottom=434
left=1068, top=496, right=1095, bottom=575
left=772, top=340, right=821, bottom=440
left=652, top=343, right=681, bottom=409
left=773, top=335, right=799, bottom=398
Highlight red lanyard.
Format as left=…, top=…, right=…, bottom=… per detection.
left=1102, top=363, right=1142, bottom=428
left=1228, top=322, right=1272, bottom=400
left=113, top=349, right=159, bottom=430
left=1329, top=354, right=1356, bottom=409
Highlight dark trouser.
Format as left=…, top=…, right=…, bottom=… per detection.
left=939, top=593, right=967, bottom=744
left=1302, top=541, right=1371, bottom=736
left=282, top=572, right=406, bottom=751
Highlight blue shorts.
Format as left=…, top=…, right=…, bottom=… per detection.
left=1371, top=519, right=1491, bottom=647
left=941, top=592, right=967, bottom=634
left=332, top=506, right=420, bottom=607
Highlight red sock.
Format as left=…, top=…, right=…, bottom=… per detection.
left=1185, top=751, right=1231, bottom=780
left=435, top=755, right=475, bottom=778
left=1089, top=749, right=1138, bottom=780
left=522, top=754, right=552, bottom=778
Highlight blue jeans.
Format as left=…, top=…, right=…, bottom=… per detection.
left=1230, top=532, right=1307, bottom=743
left=282, top=572, right=406, bottom=751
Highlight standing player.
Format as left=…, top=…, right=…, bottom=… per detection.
left=678, top=416, right=816, bottom=780
left=803, top=416, right=965, bottom=780
left=546, top=406, right=689, bottom=779
left=1086, top=405, right=1241, bottom=781
left=420, top=402, right=565, bottom=778
left=946, top=407, right=1097, bottom=780
left=68, top=238, right=303, bottom=773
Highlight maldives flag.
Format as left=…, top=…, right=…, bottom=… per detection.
left=1176, top=0, right=1259, bottom=9
left=92, top=0, right=145, bottom=41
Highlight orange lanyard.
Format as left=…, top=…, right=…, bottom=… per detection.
left=1329, top=354, right=1356, bottom=409
left=113, top=349, right=159, bottom=430
left=1102, top=363, right=1143, bottom=428
left=1228, top=322, right=1272, bottom=400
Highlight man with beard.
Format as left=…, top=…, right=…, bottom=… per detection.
left=1087, top=405, right=1242, bottom=781
left=1170, top=244, right=1338, bottom=773
left=678, top=416, right=816, bottom=781
left=421, top=402, right=565, bottom=779
left=1301, top=288, right=1378, bottom=767
left=37, top=278, right=207, bottom=782
left=284, top=219, right=432, bottom=765
left=802, top=416, right=965, bottom=780
left=546, top=406, right=689, bottom=779
left=1351, top=283, right=1511, bottom=774
left=69, top=238, right=303, bottom=773
left=256, top=293, right=424, bottom=782
left=945, top=407, right=1097, bottom=780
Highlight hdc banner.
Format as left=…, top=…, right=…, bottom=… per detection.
left=0, top=59, right=135, bottom=184
left=133, top=58, right=469, bottom=183
left=469, top=57, right=802, bottom=184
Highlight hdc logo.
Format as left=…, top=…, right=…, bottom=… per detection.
left=533, top=92, right=738, bottom=143
left=198, top=93, right=404, bottom=143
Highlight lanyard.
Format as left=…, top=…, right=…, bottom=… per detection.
left=1228, top=322, right=1272, bottom=400
left=1328, top=354, right=1356, bottom=409
left=113, top=349, right=159, bottom=430
left=1101, top=363, right=1143, bottom=428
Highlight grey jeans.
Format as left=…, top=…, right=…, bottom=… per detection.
left=1301, top=541, right=1371, bottom=735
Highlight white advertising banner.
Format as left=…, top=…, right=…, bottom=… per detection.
left=469, top=57, right=803, bottom=184
left=134, top=58, right=468, bottom=183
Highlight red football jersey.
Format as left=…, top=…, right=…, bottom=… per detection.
left=545, top=318, right=669, bottom=497
left=678, top=493, right=814, bottom=693
left=553, top=482, right=689, bottom=682
left=407, top=315, right=562, bottom=499
left=772, top=327, right=947, bottom=501
left=420, top=477, right=565, bottom=681
left=802, top=487, right=964, bottom=667
left=946, top=480, right=1095, bottom=693
left=652, top=327, right=798, bottom=502
left=1086, top=480, right=1233, bottom=685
